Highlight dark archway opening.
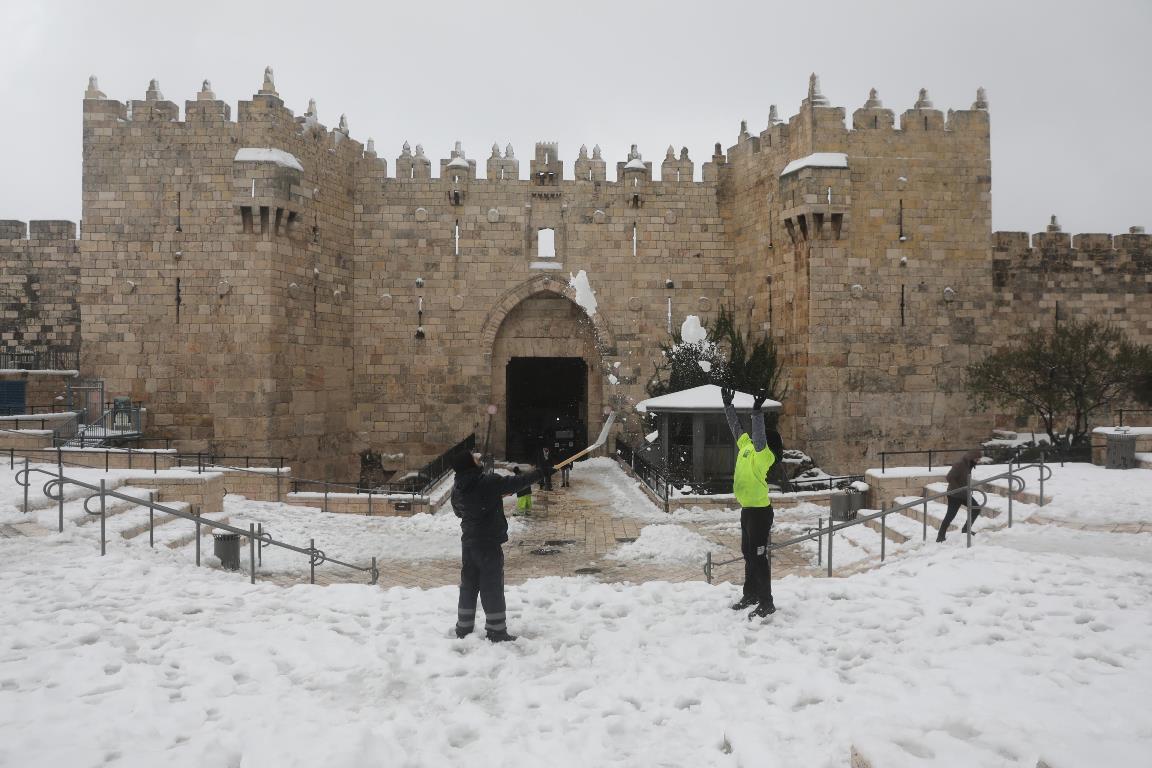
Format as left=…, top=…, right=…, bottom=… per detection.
left=505, top=357, right=587, bottom=462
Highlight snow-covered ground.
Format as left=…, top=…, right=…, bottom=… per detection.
left=1, top=456, right=1151, bottom=766
left=1, top=525, right=1149, bottom=767
left=969, top=462, right=1152, bottom=526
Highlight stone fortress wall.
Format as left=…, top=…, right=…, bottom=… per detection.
left=2, top=70, right=1148, bottom=477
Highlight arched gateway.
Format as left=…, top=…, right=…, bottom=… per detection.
left=481, top=275, right=616, bottom=461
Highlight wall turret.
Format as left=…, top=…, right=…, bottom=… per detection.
left=531, top=142, right=562, bottom=185
left=487, top=143, right=519, bottom=180
left=573, top=144, right=605, bottom=182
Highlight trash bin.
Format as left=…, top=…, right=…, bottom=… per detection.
left=1105, top=433, right=1137, bottom=469
left=847, top=489, right=864, bottom=513
left=830, top=492, right=857, bottom=522
left=213, top=532, right=242, bottom=571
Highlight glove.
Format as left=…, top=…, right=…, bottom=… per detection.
left=753, top=388, right=768, bottom=411
left=720, top=386, right=734, bottom=407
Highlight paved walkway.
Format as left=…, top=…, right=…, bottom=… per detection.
left=302, top=476, right=819, bottom=590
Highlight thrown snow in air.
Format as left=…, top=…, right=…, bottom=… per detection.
left=680, top=314, right=707, bottom=344
left=698, top=360, right=712, bottom=373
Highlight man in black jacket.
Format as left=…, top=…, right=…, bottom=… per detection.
left=451, top=451, right=548, bottom=642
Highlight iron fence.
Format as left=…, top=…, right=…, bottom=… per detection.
left=1117, top=409, right=1152, bottom=427
left=614, top=439, right=671, bottom=514
left=0, top=349, right=79, bottom=371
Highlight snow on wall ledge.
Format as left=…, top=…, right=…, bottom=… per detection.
left=779, top=152, right=848, bottom=177
left=569, top=270, right=598, bottom=316
left=234, top=148, right=304, bottom=172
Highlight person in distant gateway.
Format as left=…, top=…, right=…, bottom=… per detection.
left=722, top=385, right=778, bottom=618
left=451, top=451, right=551, bottom=642
left=936, top=450, right=983, bottom=542
left=538, top=445, right=555, bottom=491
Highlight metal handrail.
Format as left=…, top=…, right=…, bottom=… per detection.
left=14, top=464, right=379, bottom=586
left=878, top=447, right=983, bottom=473
left=1117, top=409, right=1152, bottom=427
left=704, top=459, right=1054, bottom=583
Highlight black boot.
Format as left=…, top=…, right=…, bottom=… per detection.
left=455, top=627, right=472, bottom=639
left=748, top=601, right=776, bottom=619
left=486, top=629, right=517, bottom=643
left=730, top=595, right=757, bottom=611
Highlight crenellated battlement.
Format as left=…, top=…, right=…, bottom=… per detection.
left=994, top=220, right=1151, bottom=265
left=0, top=220, right=78, bottom=241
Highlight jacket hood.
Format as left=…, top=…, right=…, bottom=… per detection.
left=454, top=465, right=483, bottom=492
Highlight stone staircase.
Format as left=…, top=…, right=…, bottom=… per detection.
left=8, top=471, right=231, bottom=555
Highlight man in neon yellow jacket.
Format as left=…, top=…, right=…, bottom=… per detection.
left=722, top=385, right=777, bottom=618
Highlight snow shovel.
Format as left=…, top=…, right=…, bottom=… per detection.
left=552, top=411, right=616, bottom=470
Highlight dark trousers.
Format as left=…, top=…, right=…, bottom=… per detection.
left=937, top=495, right=981, bottom=540
left=540, top=469, right=553, bottom=490
left=457, top=543, right=507, bottom=634
left=560, top=466, right=570, bottom=487
left=740, top=506, right=774, bottom=604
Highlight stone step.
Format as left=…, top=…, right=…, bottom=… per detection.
left=106, top=498, right=187, bottom=539
left=157, top=511, right=230, bottom=549
left=862, top=515, right=908, bottom=544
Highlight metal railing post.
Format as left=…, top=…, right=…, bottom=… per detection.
left=367, top=491, right=373, bottom=517
left=826, top=525, right=834, bottom=577
left=195, top=506, right=201, bottom=566
left=153, top=452, right=157, bottom=474
left=22, top=458, right=29, bottom=515
left=149, top=491, right=155, bottom=548
left=1039, top=454, right=1046, bottom=507
left=257, top=523, right=263, bottom=566
left=324, top=489, right=329, bottom=515
left=310, top=537, right=316, bottom=585
left=249, top=524, right=256, bottom=584
left=965, top=485, right=973, bottom=549
left=8, top=448, right=12, bottom=470
left=817, top=517, right=823, bottom=566
left=880, top=502, right=887, bottom=562
left=55, top=451, right=63, bottom=534
left=881, top=453, right=886, bottom=473
left=705, top=551, right=712, bottom=584
left=928, top=451, right=933, bottom=472
left=922, top=497, right=927, bottom=541
left=99, top=479, right=106, bottom=556
left=1007, top=464, right=1014, bottom=528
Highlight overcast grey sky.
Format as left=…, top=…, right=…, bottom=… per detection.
left=0, top=0, right=1148, bottom=234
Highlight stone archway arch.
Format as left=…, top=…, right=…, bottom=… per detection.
left=482, top=275, right=616, bottom=459
left=479, top=274, right=617, bottom=359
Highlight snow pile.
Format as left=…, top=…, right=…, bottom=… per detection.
left=568, top=270, right=597, bottom=316
left=679, top=314, right=707, bottom=343
left=607, top=523, right=715, bottom=563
